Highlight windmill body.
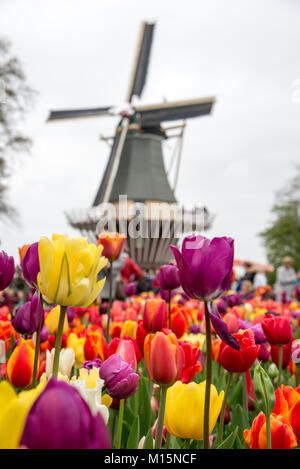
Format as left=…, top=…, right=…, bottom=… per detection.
left=48, top=22, right=215, bottom=269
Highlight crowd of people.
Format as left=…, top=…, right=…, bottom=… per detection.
left=234, top=256, right=300, bottom=302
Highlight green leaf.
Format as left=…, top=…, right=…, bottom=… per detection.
left=138, top=377, right=154, bottom=437
left=216, top=426, right=239, bottom=449
left=253, top=362, right=275, bottom=415
left=143, top=428, right=154, bottom=449
left=126, top=416, right=140, bottom=449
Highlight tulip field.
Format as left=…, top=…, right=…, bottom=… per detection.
left=0, top=233, right=300, bottom=450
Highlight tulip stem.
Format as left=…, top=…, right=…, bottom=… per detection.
left=168, top=290, right=172, bottom=329
left=116, top=398, right=124, bottom=449
left=105, top=263, right=113, bottom=343
left=266, top=413, right=272, bottom=449
left=278, top=344, right=283, bottom=385
left=155, top=386, right=167, bottom=449
left=52, top=305, right=67, bottom=378
left=242, top=372, right=249, bottom=422
left=31, top=300, right=44, bottom=388
left=203, top=300, right=212, bottom=450
left=217, top=372, right=232, bottom=446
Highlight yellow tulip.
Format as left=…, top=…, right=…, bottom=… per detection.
left=38, top=234, right=108, bottom=307
left=67, top=332, right=86, bottom=367
left=164, top=380, right=224, bottom=440
left=120, top=320, right=137, bottom=339
left=45, top=305, right=69, bottom=335
left=0, top=380, right=45, bottom=449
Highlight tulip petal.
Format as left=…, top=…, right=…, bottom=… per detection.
left=208, top=302, right=240, bottom=350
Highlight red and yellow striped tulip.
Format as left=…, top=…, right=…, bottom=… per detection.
left=6, top=338, right=37, bottom=388
left=144, top=331, right=182, bottom=386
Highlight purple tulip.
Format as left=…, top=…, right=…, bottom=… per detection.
left=250, top=323, right=266, bottom=344
left=20, top=378, right=111, bottom=449
left=100, top=354, right=139, bottom=399
left=21, top=242, right=40, bottom=287
left=171, top=235, right=239, bottom=350
left=208, top=302, right=240, bottom=350
left=66, top=306, right=76, bottom=322
left=156, top=263, right=180, bottom=291
left=124, top=282, right=137, bottom=297
left=189, top=323, right=201, bottom=334
left=216, top=298, right=227, bottom=314
left=226, top=294, right=240, bottom=307
left=82, top=358, right=102, bottom=371
left=0, top=250, right=15, bottom=290
left=40, top=325, right=49, bottom=343
left=258, top=343, right=270, bottom=362
left=170, top=235, right=234, bottom=301
left=295, top=284, right=300, bottom=301
left=12, top=291, right=43, bottom=335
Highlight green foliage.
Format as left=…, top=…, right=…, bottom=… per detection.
left=253, top=362, right=275, bottom=416
left=260, top=202, right=300, bottom=272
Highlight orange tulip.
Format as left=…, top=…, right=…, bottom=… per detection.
left=273, top=384, right=300, bottom=443
left=244, top=412, right=297, bottom=449
left=144, top=331, right=182, bottom=386
left=97, top=232, right=126, bottom=262
left=6, top=338, right=37, bottom=388
left=84, top=331, right=108, bottom=361
left=18, top=244, right=30, bottom=264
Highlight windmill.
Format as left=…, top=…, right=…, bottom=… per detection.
left=48, top=21, right=215, bottom=269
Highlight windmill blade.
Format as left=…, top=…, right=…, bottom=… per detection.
left=47, top=106, right=113, bottom=122
left=126, top=21, right=155, bottom=103
left=135, top=97, right=215, bottom=126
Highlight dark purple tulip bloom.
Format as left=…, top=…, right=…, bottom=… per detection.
left=0, top=250, right=15, bottom=290
left=208, top=302, right=240, bottom=350
left=21, top=242, right=39, bottom=287
left=189, top=323, right=201, bottom=334
left=124, top=282, right=137, bottom=297
left=66, top=306, right=76, bottom=322
left=20, top=378, right=111, bottom=449
left=100, top=354, right=139, bottom=399
left=250, top=323, right=266, bottom=344
left=171, top=235, right=239, bottom=350
left=82, top=358, right=102, bottom=371
left=226, top=294, right=240, bottom=307
left=170, top=235, right=234, bottom=301
left=156, top=263, right=180, bottom=291
left=40, top=325, right=49, bottom=343
left=12, top=291, right=43, bottom=335
left=217, top=298, right=227, bottom=314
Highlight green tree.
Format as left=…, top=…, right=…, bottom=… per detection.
left=260, top=202, right=300, bottom=272
left=0, top=38, right=34, bottom=218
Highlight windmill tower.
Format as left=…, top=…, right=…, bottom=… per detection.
left=48, top=22, right=215, bottom=269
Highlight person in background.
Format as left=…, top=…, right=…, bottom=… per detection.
left=275, top=256, right=297, bottom=301
left=253, top=268, right=267, bottom=290
left=242, top=262, right=256, bottom=283
left=240, top=280, right=254, bottom=300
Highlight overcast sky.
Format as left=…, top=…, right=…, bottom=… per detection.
left=1, top=0, right=300, bottom=264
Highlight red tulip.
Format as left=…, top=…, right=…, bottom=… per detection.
left=244, top=412, right=297, bottom=449
left=143, top=299, right=167, bottom=333
left=84, top=331, right=108, bottom=361
left=262, top=314, right=293, bottom=345
left=136, top=319, right=148, bottom=355
left=178, top=340, right=202, bottom=383
left=218, top=329, right=260, bottom=373
left=270, top=342, right=292, bottom=369
left=170, top=305, right=190, bottom=339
